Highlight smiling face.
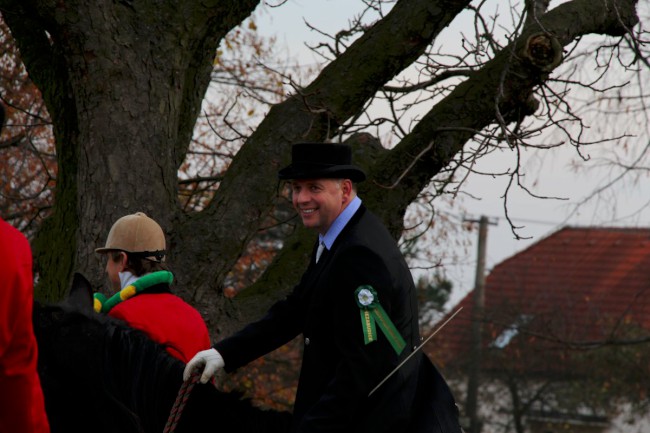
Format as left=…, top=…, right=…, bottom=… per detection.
left=290, top=178, right=353, bottom=235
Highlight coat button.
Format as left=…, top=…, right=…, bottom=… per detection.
left=305, top=337, right=311, bottom=346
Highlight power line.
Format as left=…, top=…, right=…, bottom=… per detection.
left=461, top=213, right=561, bottom=227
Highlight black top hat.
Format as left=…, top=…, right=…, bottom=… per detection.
left=278, top=142, right=366, bottom=182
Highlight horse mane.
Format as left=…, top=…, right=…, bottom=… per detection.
left=102, top=314, right=185, bottom=432
left=35, top=303, right=147, bottom=432
left=35, top=288, right=291, bottom=433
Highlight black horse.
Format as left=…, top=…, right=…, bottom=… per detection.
left=33, top=273, right=292, bottom=433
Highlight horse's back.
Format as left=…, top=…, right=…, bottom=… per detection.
left=34, top=297, right=292, bottom=433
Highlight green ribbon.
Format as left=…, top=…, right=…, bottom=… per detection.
left=354, top=285, right=406, bottom=355
left=93, top=271, right=174, bottom=313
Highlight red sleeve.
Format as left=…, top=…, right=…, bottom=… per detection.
left=0, top=220, right=50, bottom=433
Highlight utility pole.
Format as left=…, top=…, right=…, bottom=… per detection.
left=464, top=215, right=496, bottom=433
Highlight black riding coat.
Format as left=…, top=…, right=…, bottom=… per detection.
left=215, top=205, right=462, bottom=433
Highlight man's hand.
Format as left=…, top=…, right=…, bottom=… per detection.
left=183, top=348, right=225, bottom=384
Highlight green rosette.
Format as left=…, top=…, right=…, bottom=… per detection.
left=354, top=285, right=406, bottom=355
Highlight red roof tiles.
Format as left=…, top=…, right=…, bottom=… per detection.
left=428, top=227, right=650, bottom=372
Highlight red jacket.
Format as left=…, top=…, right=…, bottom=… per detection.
left=0, top=219, right=50, bottom=433
left=109, top=290, right=210, bottom=363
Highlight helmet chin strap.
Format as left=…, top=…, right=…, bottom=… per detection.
left=129, top=250, right=166, bottom=262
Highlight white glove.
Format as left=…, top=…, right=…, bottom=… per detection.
left=183, top=348, right=225, bottom=384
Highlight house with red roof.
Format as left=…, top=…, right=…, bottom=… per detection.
left=427, top=227, right=650, bottom=433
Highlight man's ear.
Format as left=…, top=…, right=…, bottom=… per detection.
left=341, top=179, right=353, bottom=202
left=118, top=251, right=129, bottom=270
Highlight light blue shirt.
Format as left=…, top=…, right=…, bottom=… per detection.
left=318, top=195, right=362, bottom=251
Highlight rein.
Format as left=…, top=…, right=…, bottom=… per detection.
left=163, top=372, right=200, bottom=433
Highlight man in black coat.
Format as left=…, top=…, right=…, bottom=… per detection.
left=185, top=142, right=463, bottom=433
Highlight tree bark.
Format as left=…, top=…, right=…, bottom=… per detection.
left=1, top=0, right=259, bottom=301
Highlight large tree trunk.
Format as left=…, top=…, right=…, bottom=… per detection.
left=0, top=0, right=639, bottom=337
left=1, top=0, right=258, bottom=303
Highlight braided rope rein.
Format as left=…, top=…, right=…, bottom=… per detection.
left=163, top=372, right=200, bottom=433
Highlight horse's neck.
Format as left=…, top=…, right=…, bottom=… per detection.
left=103, top=325, right=184, bottom=431
left=36, top=305, right=292, bottom=433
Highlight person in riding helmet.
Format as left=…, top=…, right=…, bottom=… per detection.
left=95, top=212, right=210, bottom=363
